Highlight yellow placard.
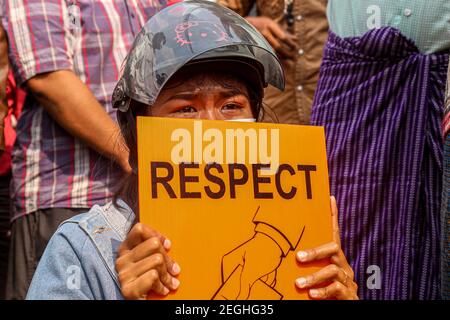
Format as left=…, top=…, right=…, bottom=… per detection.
left=137, top=116, right=333, bottom=300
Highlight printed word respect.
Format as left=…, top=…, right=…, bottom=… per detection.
left=150, top=162, right=317, bottom=200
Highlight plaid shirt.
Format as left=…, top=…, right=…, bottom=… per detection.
left=3, top=0, right=167, bottom=221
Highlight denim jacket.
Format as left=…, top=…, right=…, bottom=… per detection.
left=26, top=200, right=135, bottom=300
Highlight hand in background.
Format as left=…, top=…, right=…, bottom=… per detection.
left=245, top=16, right=298, bottom=60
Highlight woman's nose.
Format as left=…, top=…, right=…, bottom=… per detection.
left=198, top=108, right=225, bottom=121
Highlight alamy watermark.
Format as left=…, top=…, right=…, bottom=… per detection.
left=366, top=5, right=381, bottom=30
left=66, top=265, right=81, bottom=290
left=170, top=120, right=280, bottom=175
left=366, top=265, right=381, bottom=290
left=68, top=3, right=81, bottom=31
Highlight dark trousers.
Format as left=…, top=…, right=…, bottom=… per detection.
left=0, top=174, right=11, bottom=300
left=5, top=207, right=88, bottom=300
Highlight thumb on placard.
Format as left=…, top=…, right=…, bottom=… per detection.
left=330, top=196, right=341, bottom=245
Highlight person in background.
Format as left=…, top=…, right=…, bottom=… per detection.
left=0, top=12, right=6, bottom=155
left=442, top=61, right=450, bottom=300
left=0, top=16, right=9, bottom=300
left=2, top=0, right=167, bottom=299
left=218, top=0, right=328, bottom=124
left=311, top=0, right=450, bottom=299
left=0, top=8, right=26, bottom=299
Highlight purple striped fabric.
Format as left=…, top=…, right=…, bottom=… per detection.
left=311, top=27, right=448, bottom=299
left=3, top=0, right=167, bottom=221
left=442, top=65, right=450, bottom=299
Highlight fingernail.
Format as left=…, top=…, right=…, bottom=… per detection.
left=171, top=277, right=180, bottom=290
left=309, top=289, right=320, bottom=298
left=162, top=286, right=170, bottom=295
left=163, top=239, right=171, bottom=250
left=172, top=263, right=181, bottom=275
left=295, top=277, right=307, bottom=288
left=297, top=251, right=308, bottom=262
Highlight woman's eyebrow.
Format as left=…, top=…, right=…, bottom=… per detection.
left=167, top=93, right=197, bottom=101
left=167, top=88, right=248, bottom=101
left=219, top=88, right=248, bottom=99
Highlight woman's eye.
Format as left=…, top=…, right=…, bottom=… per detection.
left=175, top=106, right=197, bottom=113
left=222, top=103, right=243, bottom=111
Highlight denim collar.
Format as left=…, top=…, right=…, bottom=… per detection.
left=103, top=199, right=136, bottom=240
left=69, top=199, right=136, bottom=290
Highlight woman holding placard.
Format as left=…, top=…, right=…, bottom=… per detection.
left=26, top=1, right=358, bottom=300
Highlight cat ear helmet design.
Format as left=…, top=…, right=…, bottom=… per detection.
left=112, top=0, right=285, bottom=112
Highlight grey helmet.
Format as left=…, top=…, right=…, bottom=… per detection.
left=112, top=0, right=285, bottom=112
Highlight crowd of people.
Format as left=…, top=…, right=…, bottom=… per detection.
left=0, top=0, right=448, bottom=300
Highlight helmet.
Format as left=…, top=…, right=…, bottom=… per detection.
left=112, top=0, right=285, bottom=112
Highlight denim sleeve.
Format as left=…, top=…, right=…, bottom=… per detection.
left=26, top=223, right=95, bottom=300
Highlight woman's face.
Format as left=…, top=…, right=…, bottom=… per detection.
left=146, top=72, right=255, bottom=121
